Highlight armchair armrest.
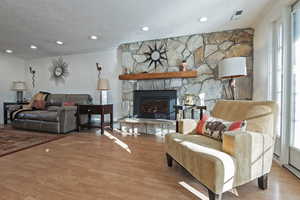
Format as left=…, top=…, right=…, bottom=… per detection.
left=223, top=131, right=274, bottom=185
left=177, top=119, right=198, bottom=135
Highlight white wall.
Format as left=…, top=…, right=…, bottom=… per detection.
left=253, top=0, right=296, bottom=100
left=0, top=53, right=26, bottom=123
left=253, top=0, right=282, bottom=100
left=25, top=49, right=122, bottom=120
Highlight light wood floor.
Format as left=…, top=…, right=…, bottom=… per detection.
left=0, top=129, right=300, bottom=200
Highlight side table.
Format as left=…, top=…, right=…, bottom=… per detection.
left=76, top=104, right=113, bottom=134
left=3, top=102, right=29, bottom=124
left=173, top=105, right=207, bottom=132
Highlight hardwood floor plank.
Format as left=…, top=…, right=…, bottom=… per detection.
left=0, top=129, right=299, bottom=200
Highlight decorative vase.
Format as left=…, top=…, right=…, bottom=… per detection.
left=180, top=60, right=188, bottom=71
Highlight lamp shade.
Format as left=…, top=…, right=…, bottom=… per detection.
left=11, top=81, right=27, bottom=91
left=97, top=79, right=110, bottom=90
left=218, top=57, right=247, bottom=79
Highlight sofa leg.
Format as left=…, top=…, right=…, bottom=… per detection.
left=258, top=174, right=268, bottom=190
left=166, top=153, right=173, bottom=167
left=208, top=190, right=216, bottom=200
left=208, top=189, right=222, bottom=200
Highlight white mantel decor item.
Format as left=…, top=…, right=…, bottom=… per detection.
left=11, top=81, right=27, bottom=103
left=97, top=79, right=110, bottom=105
left=218, top=57, right=247, bottom=100
left=198, top=93, right=205, bottom=106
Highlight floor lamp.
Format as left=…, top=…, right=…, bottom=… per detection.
left=218, top=57, right=247, bottom=100
left=97, top=79, right=110, bottom=105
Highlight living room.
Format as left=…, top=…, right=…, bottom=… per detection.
left=1, top=0, right=300, bottom=199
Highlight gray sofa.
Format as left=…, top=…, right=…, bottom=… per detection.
left=12, top=94, right=92, bottom=134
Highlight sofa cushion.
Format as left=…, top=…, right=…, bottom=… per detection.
left=17, top=110, right=59, bottom=122
left=167, top=133, right=222, bottom=150
left=46, top=94, right=92, bottom=107
left=46, top=94, right=66, bottom=106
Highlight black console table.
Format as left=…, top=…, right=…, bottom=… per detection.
left=174, top=105, right=207, bottom=132
left=3, top=102, right=29, bottom=124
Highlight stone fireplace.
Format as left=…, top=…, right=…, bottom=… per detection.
left=133, top=90, right=177, bottom=120
left=120, top=28, right=254, bottom=119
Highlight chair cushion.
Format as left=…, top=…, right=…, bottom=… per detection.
left=167, top=133, right=223, bottom=150
left=16, top=110, right=59, bottom=122
left=165, top=133, right=236, bottom=194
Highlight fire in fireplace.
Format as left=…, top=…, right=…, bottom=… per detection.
left=133, top=90, right=177, bottom=120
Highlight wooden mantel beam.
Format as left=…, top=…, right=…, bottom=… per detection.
left=119, top=71, right=197, bottom=80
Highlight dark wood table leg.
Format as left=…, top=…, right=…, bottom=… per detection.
left=200, top=108, right=204, bottom=120
left=191, top=108, right=195, bottom=119
left=3, top=103, right=8, bottom=124
left=175, top=107, right=179, bottom=132
left=110, top=110, right=113, bottom=130
left=76, top=112, right=80, bottom=132
left=3, top=104, right=7, bottom=125
left=88, top=113, right=92, bottom=129
left=101, top=113, right=104, bottom=135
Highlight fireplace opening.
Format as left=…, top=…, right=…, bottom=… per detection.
left=133, top=90, right=177, bottom=120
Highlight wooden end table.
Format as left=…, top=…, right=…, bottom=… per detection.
left=3, top=102, right=29, bottom=124
left=173, top=105, right=207, bottom=132
left=76, top=104, right=113, bottom=134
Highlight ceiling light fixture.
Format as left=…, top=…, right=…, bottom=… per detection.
left=90, top=35, right=99, bottom=40
left=56, top=40, right=64, bottom=45
left=30, top=45, right=37, bottom=49
left=141, top=26, right=149, bottom=31
left=199, top=17, right=208, bottom=22
left=5, top=49, right=13, bottom=54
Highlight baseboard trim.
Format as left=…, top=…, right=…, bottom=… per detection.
left=283, top=164, right=300, bottom=179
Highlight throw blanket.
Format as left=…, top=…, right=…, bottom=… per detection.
left=11, top=92, right=49, bottom=121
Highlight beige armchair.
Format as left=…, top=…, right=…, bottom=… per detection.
left=165, top=100, right=277, bottom=200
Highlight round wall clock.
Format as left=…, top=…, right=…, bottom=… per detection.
left=49, top=57, right=69, bottom=84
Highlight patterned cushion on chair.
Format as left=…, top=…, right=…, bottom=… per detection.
left=196, top=115, right=247, bottom=141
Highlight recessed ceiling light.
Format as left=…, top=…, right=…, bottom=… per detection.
left=141, top=26, right=149, bottom=31
left=5, top=49, right=13, bottom=54
left=56, top=40, right=64, bottom=45
left=30, top=45, right=37, bottom=50
left=199, top=17, right=208, bottom=22
left=89, top=35, right=99, bottom=40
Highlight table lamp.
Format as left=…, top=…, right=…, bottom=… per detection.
left=11, top=81, right=27, bottom=103
left=218, top=57, right=247, bottom=100
left=97, top=79, right=110, bottom=105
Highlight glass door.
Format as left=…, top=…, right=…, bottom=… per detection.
left=290, top=6, right=300, bottom=170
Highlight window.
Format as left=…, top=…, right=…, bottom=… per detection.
left=272, top=20, right=284, bottom=156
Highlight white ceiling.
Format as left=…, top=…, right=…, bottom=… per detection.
left=0, top=0, right=271, bottom=60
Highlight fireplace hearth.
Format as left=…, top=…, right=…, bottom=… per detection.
left=133, top=90, right=177, bottom=120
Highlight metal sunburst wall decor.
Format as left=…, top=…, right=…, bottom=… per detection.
left=143, top=42, right=167, bottom=70
left=49, top=57, right=69, bottom=84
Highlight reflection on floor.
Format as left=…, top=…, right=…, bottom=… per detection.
left=0, top=128, right=299, bottom=200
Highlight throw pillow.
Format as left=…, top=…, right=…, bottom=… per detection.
left=63, top=102, right=75, bottom=106
left=196, top=114, right=209, bottom=134
left=196, top=116, right=247, bottom=141
left=32, top=100, right=46, bottom=110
